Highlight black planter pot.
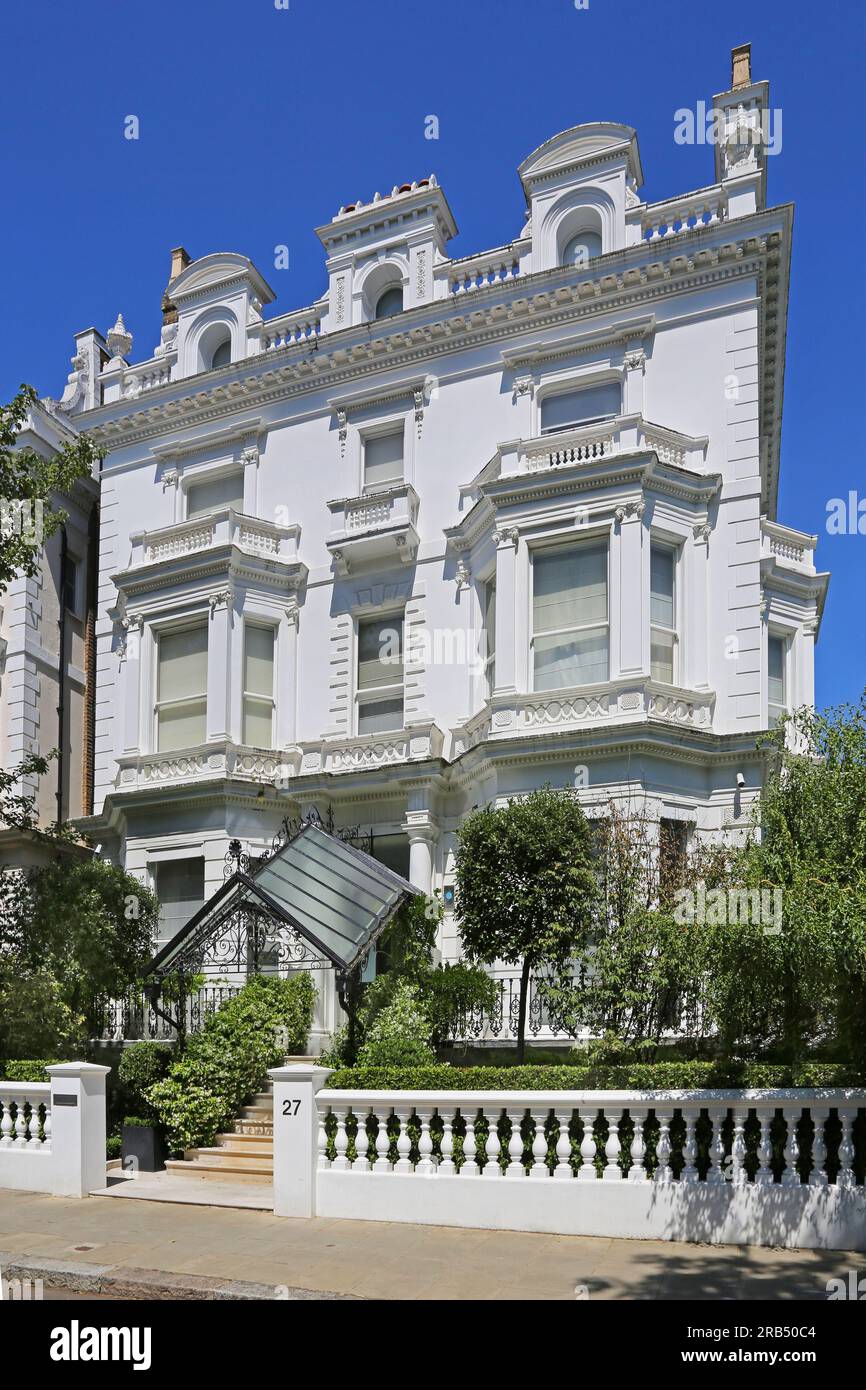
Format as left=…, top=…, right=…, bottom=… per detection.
left=121, top=1124, right=165, bottom=1173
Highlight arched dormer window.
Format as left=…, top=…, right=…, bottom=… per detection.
left=210, top=335, right=232, bottom=369
left=374, top=285, right=404, bottom=319
left=562, top=230, right=603, bottom=269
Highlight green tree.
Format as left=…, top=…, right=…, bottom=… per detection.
left=709, top=696, right=866, bottom=1065
left=454, top=787, right=599, bottom=1062
left=0, top=385, right=102, bottom=593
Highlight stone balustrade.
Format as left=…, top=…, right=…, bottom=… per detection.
left=761, top=519, right=816, bottom=572
left=127, top=508, right=301, bottom=568
left=260, top=308, right=323, bottom=352
left=515, top=413, right=708, bottom=476
left=0, top=1082, right=51, bottom=1150
left=0, top=1064, right=109, bottom=1198
left=438, top=245, right=524, bottom=297
left=270, top=1068, right=866, bottom=1249
left=627, top=185, right=728, bottom=244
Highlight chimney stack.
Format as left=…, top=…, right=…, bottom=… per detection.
left=731, top=42, right=752, bottom=90
left=162, top=246, right=191, bottom=325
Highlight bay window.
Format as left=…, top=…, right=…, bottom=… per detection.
left=357, top=614, right=404, bottom=734
left=532, top=542, right=609, bottom=691
left=242, top=624, right=275, bottom=746
left=650, top=545, right=677, bottom=683
left=156, top=623, right=208, bottom=751
left=363, top=430, right=403, bottom=493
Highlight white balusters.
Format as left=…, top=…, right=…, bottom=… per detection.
left=809, top=1108, right=828, bottom=1187
left=706, top=1111, right=726, bottom=1184
left=461, top=1110, right=478, bottom=1176
left=680, top=1110, right=698, bottom=1183
left=394, top=1108, right=413, bottom=1173
left=837, top=1110, right=856, bottom=1188
left=655, top=1112, right=673, bottom=1185
left=0, top=1090, right=51, bottom=1150
left=603, top=1111, right=622, bottom=1181
left=332, top=1107, right=350, bottom=1170
left=439, top=1111, right=455, bottom=1176
left=484, top=1108, right=502, bottom=1176
left=577, top=1109, right=596, bottom=1181
left=14, top=1100, right=29, bottom=1148
left=0, top=1099, right=13, bottom=1147
left=781, top=1107, right=802, bottom=1188
left=416, top=1108, right=434, bottom=1174
left=629, top=1109, right=647, bottom=1181
left=730, top=1109, right=748, bottom=1187
left=317, top=1109, right=329, bottom=1170
left=530, top=1109, right=549, bottom=1179
left=755, top=1110, right=774, bottom=1185
left=506, top=1108, right=525, bottom=1177
left=555, top=1110, right=573, bottom=1179
left=373, top=1111, right=390, bottom=1170
left=354, top=1108, right=370, bottom=1170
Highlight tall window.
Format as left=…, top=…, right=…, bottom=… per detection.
left=540, top=382, right=620, bottom=434
left=768, top=634, right=787, bottom=727
left=532, top=543, right=608, bottom=691
left=650, top=545, right=677, bottom=684
left=242, top=625, right=275, bottom=746
left=186, top=470, right=244, bottom=518
left=156, top=624, right=208, bottom=751
left=154, top=859, right=205, bottom=948
left=483, top=579, right=496, bottom=697
left=357, top=614, right=404, bottom=734
left=363, top=430, right=404, bottom=492
left=375, top=285, right=403, bottom=319
left=563, top=230, right=603, bottom=267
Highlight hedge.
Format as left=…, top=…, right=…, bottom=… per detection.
left=325, top=1061, right=865, bottom=1091
left=0, top=1060, right=62, bottom=1083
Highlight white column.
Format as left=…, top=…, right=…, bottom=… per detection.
left=616, top=504, right=644, bottom=677
left=689, top=524, right=711, bottom=689
left=276, top=600, right=300, bottom=748
left=492, top=527, right=518, bottom=695
left=46, top=1063, right=110, bottom=1198
left=207, top=590, right=232, bottom=742
left=121, top=615, right=143, bottom=752
left=407, top=829, right=435, bottom=895
left=269, top=1063, right=333, bottom=1218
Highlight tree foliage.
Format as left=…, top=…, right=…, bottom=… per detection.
left=454, top=787, right=600, bottom=1061
left=0, top=384, right=102, bottom=593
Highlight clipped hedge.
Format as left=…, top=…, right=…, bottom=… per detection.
left=147, top=975, right=316, bottom=1153
left=325, top=1061, right=865, bottom=1091
left=0, top=1059, right=61, bottom=1083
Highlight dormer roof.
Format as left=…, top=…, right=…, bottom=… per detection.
left=168, top=252, right=276, bottom=307
left=315, top=177, right=458, bottom=258
left=519, top=122, right=643, bottom=198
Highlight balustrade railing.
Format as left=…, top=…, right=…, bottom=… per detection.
left=0, top=1083, right=52, bottom=1150
left=90, top=985, right=241, bottom=1041
left=317, top=1089, right=865, bottom=1191
left=446, top=974, right=580, bottom=1042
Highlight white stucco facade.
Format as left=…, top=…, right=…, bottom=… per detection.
left=40, top=56, right=828, bottom=1001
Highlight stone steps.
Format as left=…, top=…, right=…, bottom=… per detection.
left=166, top=1086, right=275, bottom=1185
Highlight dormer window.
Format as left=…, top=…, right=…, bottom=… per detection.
left=374, top=286, right=404, bottom=319
left=563, top=230, right=603, bottom=268
left=210, top=336, right=232, bottom=369
left=540, top=382, right=620, bottom=434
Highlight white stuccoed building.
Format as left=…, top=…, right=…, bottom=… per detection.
left=40, top=46, right=828, bottom=1038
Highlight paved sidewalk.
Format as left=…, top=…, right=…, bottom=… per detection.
left=0, top=1189, right=853, bottom=1300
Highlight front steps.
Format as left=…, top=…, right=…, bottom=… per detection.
left=165, top=1088, right=274, bottom=1186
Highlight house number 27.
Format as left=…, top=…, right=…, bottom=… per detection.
left=282, top=1099, right=302, bottom=1116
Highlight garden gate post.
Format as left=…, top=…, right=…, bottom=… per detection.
left=45, top=1062, right=111, bottom=1197
left=269, top=1064, right=333, bottom=1217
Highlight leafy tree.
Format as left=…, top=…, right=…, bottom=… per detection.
left=454, top=787, right=600, bottom=1062
left=0, top=384, right=102, bottom=593
left=708, top=697, right=866, bottom=1065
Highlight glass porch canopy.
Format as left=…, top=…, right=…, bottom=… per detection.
left=143, top=821, right=419, bottom=983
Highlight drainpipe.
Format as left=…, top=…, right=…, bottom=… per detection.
left=56, top=527, right=68, bottom=824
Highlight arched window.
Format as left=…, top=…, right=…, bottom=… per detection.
left=374, top=285, right=403, bottom=319
left=210, top=336, right=232, bottom=369
left=562, top=230, right=603, bottom=269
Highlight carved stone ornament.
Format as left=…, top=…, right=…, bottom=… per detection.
left=624, top=349, right=645, bottom=372
left=492, top=526, right=519, bottom=548
left=209, top=588, right=233, bottom=615
left=512, top=375, right=534, bottom=399
left=455, top=555, right=472, bottom=590
left=336, top=408, right=348, bottom=456
left=107, top=313, right=133, bottom=363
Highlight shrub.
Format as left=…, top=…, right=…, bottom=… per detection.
left=326, top=1060, right=864, bottom=1091
left=0, top=1059, right=62, bottom=1082
left=356, top=983, right=436, bottom=1068
left=106, top=1135, right=122, bottom=1160
left=118, top=1042, right=172, bottom=1123
left=146, top=974, right=316, bottom=1153
left=122, top=1115, right=154, bottom=1128
left=423, top=963, right=499, bottom=1046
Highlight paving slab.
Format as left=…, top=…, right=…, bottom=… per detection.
left=0, top=1189, right=855, bottom=1301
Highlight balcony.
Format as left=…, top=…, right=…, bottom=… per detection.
left=115, top=741, right=301, bottom=794
left=760, top=519, right=816, bottom=573
left=298, top=721, right=444, bottom=776
left=113, top=508, right=307, bottom=597
left=451, top=678, right=715, bottom=755
left=513, top=413, right=709, bottom=477
left=326, top=483, right=420, bottom=576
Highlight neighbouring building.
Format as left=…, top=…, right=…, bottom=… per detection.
left=32, top=45, right=829, bottom=1044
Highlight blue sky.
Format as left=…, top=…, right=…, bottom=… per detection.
left=1, top=0, right=862, bottom=708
